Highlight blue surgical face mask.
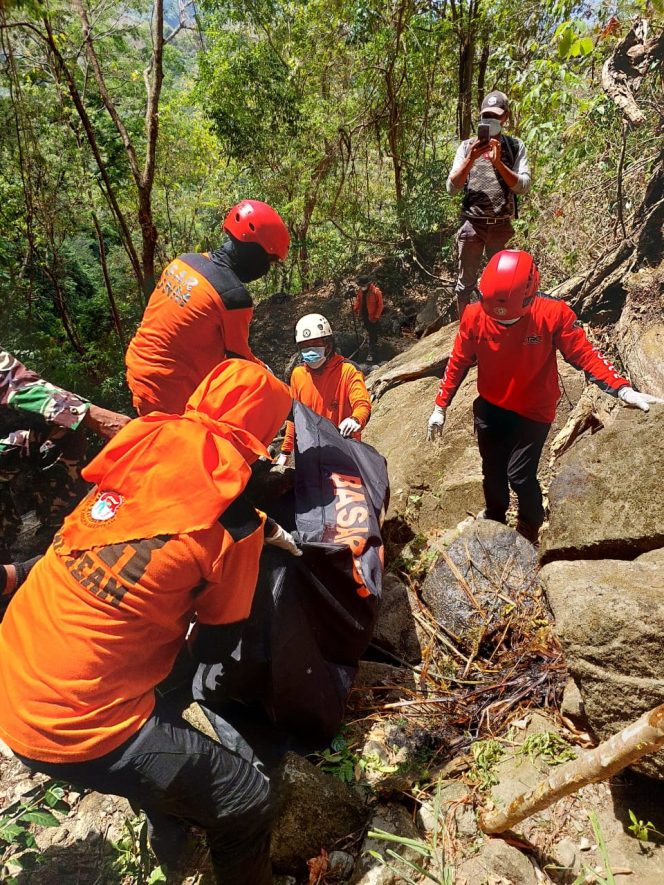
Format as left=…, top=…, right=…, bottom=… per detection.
left=301, top=347, right=327, bottom=368
left=480, top=116, right=502, bottom=138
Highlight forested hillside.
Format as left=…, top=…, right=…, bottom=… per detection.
left=1, top=3, right=664, bottom=884
left=1, top=0, right=661, bottom=400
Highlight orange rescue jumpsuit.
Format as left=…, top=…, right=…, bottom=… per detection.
left=126, top=252, right=262, bottom=416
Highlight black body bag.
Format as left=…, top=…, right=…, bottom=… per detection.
left=193, top=402, right=389, bottom=758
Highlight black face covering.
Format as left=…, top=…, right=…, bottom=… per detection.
left=215, top=238, right=272, bottom=283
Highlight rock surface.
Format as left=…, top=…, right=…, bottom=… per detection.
left=350, top=802, right=424, bottom=884
left=271, top=752, right=367, bottom=873
left=541, top=549, right=664, bottom=779
left=371, top=573, right=422, bottom=664
left=363, top=373, right=485, bottom=532
left=420, top=520, right=539, bottom=653
left=541, top=406, right=664, bottom=562
left=456, top=838, right=538, bottom=885
left=614, top=265, right=664, bottom=396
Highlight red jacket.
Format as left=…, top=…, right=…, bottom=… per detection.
left=436, top=296, right=629, bottom=423
left=354, top=284, right=384, bottom=323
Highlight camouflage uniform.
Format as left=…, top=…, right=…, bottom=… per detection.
left=0, top=349, right=90, bottom=560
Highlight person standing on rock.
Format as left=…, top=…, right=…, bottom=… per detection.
left=0, top=347, right=130, bottom=561
left=0, top=360, right=301, bottom=885
left=126, top=199, right=290, bottom=416
left=447, top=91, right=531, bottom=319
left=353, top=275, right=384, bottom=363
left=276, top=313, right=371, bottom=465
left=426, top=250, right=664, bottom=544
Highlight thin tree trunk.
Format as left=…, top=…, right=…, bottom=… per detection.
left=477, top=38, right=490, bottom=108
left=72, top=0, right=166, bottom=294
left=40, top=14, right=144, bottom=292
left=91, top=212, right=125, bottom=348
left=480, top=704, right=664, bottom=834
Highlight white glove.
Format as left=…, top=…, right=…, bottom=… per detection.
left=427, top=405, right=446, bottom=441
left=338, top=417, right=361, bottom=438
left=618, top=387, right=664, bottom=412
left=275, top=452, right=289, bottom=467
left=265, top=522, right=302, bottom=556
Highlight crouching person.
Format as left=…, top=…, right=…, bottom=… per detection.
left=427, top=250, right=663, bottom=544
left=277, top=313, right=371, bottom=464
left=0, top=360, right=295, bottom=884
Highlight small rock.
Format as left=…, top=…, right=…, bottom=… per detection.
left=271, top=753, right=367, bottom=873
left=328, top=850, right=354, bottom=879
left=579, top=837, right=591, bottom=851
left=551, top=837, right=577, bottom=871
left=560, top=678, right=586, bottom=723
left=457, top=838, right=537, bottom=885
left=351, top=803, right=423, bottom=884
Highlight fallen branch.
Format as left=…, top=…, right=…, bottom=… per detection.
left=479, top=703, right=664, bottom=834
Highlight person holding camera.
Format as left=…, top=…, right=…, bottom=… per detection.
left=447, top=91, right=531, bottom=319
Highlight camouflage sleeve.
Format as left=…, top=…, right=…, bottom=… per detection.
left=0, top=349, right=90, bottom=430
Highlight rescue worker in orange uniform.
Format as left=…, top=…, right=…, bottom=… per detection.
left=0, top=360, right=300, bottom=885
left=353, top=275, right=384, bottom=362
left=126, top=200, right=290, bottom=416
left=276, top=314, right=371, bottom=465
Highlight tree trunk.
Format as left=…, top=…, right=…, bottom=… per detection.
left=40, top=14, right=144, bottom=292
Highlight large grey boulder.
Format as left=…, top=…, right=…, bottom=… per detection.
left=541, top=406, right=664, bottom=562
left=614, top=265, right=664, bottom=397
left=421, top=520, right=539, bottom=653
left=541, top=549, right=664, bottom=779
left=363, top=373, right=484, bottom=532
left=271, top=752, right=367, bottom=873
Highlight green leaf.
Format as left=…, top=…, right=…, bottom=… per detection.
left=558, top=27, right=575, bottom=59
left=577, top=37, right=593, bottom=56
left=21, top=810, right=60, bottom=827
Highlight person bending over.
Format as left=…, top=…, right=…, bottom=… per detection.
left=0, top=359, right=299, bottom=884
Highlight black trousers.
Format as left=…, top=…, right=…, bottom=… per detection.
left=473, top=396, right=551, bottom=528
left=16, top=700, right=274, bottom=884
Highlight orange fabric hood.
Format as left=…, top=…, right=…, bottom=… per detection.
left=58, top=360, right=291, bottom=550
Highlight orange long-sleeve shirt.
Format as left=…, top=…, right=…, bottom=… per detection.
left=126, top=252, right=262, bottom=416
left=353, top=283, right=384, bottom=323
left=282, top=353, right=371, bottom=453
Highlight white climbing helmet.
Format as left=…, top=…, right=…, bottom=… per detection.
left=295, top=313, right=333, bottom=344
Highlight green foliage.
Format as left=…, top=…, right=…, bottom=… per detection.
left=110, top=815, right=166, bottom=885
left=627, top=808, right=662, bottom=843
left=0, top=781, right=70, bottom=882
left=316, top=733, right=357, bottom=783
left=518, top=731, right=577, bottom=765
left=366, top=779, right=455, bottom=884
left=468, top=739, right=505, bottom=790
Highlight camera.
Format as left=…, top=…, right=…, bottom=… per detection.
left=477, top=122, right=491, bottom=144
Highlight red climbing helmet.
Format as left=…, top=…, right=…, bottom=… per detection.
left=479, top=250, right=540, bottom=321
left=223, top=200, right=290, bottom=262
